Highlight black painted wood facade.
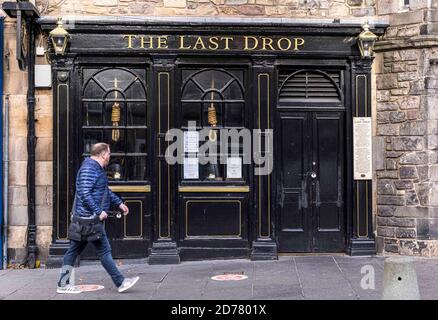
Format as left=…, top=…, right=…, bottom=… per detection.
left=43, top=18, right=387, bottom=266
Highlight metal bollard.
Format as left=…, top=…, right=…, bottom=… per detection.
left=382, top=257, right=420, bottom=300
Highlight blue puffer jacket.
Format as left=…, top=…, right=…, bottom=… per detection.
left=73, top=157, right=122, bottom=218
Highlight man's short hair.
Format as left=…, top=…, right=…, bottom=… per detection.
left=90, top=143, right=110, bottom=156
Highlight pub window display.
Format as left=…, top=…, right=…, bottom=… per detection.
left=81, top=67, right=148, bottom=181
left=180, top=68, right=246, bottom=182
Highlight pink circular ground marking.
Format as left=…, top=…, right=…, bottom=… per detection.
left=211, top=274, right=248, bottom=281
left=75, top=284, right=105, bottom=292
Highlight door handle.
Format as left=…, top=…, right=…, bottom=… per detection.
left=108, top=211, right=123, bottom=219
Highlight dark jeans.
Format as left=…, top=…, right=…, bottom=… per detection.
left=58, top=233, right=125, bottom=287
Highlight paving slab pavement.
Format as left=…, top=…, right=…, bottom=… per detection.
left=0, top=255, right=437, bottom=300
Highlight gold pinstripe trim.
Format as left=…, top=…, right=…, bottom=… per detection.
left=109, top=185, right=151, bottom=193
left=57, top=82, right=69, bottom=240
left=185, top=200, right=242, bottom=238
left=179, top=186, right=250, bottom=193
left=123, top=199, right=143, bottom=238
left=258, top=73, right=271, bottom=238
left=355, top=74, right=369, bottom=238
left=158, top=72, right=171, bottom=239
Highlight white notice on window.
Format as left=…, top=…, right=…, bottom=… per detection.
left=353, top=117, right=372, bottom=180
left=227, top=157, right=242, bottom=179
left=184, top=131, right=199, bottom=153
left=184, top=157, right=199, bottom=179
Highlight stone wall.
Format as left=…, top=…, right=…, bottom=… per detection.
left=374, top=0, right=438, bottom=256
left=32, top=0, right=376, bottom=18
left=3, top=17, right=53, bottom=264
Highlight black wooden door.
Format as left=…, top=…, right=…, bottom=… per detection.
left=276, top=111, right=345, bottom=253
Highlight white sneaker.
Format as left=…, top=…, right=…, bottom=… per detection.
left=118, top=276, right=140, bottom=293
left=57, top=284, right=83, bottom=294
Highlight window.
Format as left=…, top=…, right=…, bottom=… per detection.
left=400, top=0, right=409, bottom=11
left=180, top=68, right=247, bottom=183
left=278, top=69, right=343, bottom=105
left=81, top=67, right=148, bottom=182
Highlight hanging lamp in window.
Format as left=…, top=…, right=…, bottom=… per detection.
left=111, top=77, right=122, bottom=142
left=111, top=102, right=121, bottom=141
left=207, top=77, right=221, bottom=180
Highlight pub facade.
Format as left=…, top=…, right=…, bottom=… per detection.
left=39, top=16, right=386, bottom=266
left=4, top=0, right=438, bottom=268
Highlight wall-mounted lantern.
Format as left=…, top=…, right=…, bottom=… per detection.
left=357, top=22, right=378, bottom=58
left=49, top=18, right=70, bottom=55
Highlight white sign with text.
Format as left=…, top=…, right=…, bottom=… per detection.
left=353, top=117, right=372, bottom=180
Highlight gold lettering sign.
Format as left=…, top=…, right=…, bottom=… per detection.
left=123, top=35, right=305, bottom=52
left=140, top=36, right=153, bottom=49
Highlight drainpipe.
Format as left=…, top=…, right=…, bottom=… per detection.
left=25, top=17, right=38, bottom=269
left=0, top=19, right=3, bottom=270
left=2, top=95, right=8, bottom=270
left=1, top=1, right=40, bottom=269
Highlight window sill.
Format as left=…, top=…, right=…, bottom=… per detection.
left=178, top=185, right=250, bottom=193
left=109, top=185, right=151, bottom=193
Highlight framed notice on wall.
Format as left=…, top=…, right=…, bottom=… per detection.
left=353, top=117, right=372, bottom=180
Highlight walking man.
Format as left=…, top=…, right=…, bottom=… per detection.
left=57, top=143, right=139, bottom=294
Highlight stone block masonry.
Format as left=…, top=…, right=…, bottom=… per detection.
left=375, top=0, right=438, bottom=257
left=31, top=0, right=375, bottom=18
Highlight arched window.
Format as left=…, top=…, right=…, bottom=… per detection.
left=181, top=68, right=245, bottom=128
left=278, top=69, right=343, bottom=105
left=180, top=68, right=246, bottom=182
left=81, top=67, right=148, bottom=181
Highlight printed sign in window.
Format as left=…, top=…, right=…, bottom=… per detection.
left=184, top=157, right=199, bottom=179
left=227, top=157, right=242, bottom=179
left=184, top=131, right=199, bottom=153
